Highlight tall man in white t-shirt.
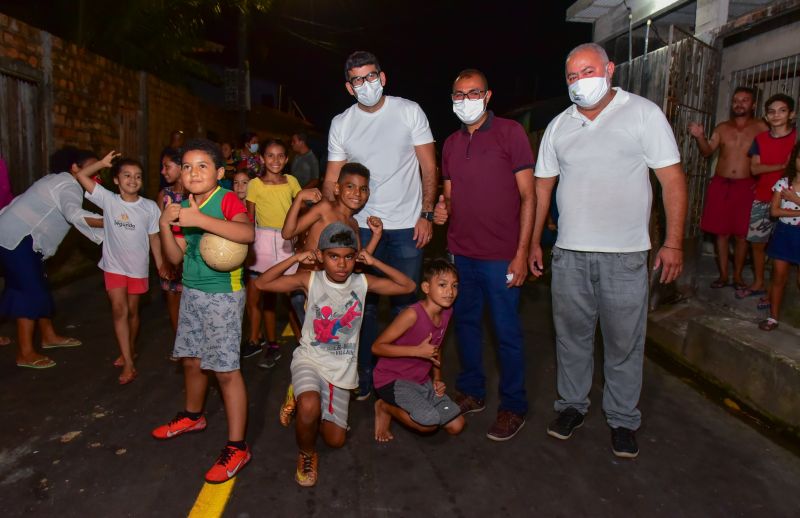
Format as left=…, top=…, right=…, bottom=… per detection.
left=529, top=43, right=687, bottom=458
left=323, top=51, right=437, bottom=399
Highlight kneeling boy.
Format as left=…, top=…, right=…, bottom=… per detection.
left=255, top=222, right=415, bottom=487
left=372, top=258, right=465, bottom=442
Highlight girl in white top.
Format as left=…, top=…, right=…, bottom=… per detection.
left=761, top=143, right=800, bottom=331
left=77, top=151, right=162, bottom=384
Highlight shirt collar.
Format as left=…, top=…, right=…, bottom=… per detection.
left=567, top=87, right=629, bottom=123
left=460, top=110, right=495, bottom=134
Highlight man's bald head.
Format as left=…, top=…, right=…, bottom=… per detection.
left=566, top=43, right=610, bottom=69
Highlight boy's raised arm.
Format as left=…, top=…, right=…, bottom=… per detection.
left=359, top=250, right=416, bottom=296
left=282, top=189, right=323, bottom=239
left=255, top=251, right=315, bottom=292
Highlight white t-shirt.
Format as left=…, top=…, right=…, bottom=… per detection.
left=86, top=185, right=160, bottom=278
left=328, top=96, right=434, bottom=229
left=772, top=177, right=800, bottom=226
left=536, top=88, right=681, bottom=252
left=293, top=270, right=368, bottom=389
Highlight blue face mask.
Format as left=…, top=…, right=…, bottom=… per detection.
left=248, top=143, right=259, bottom=154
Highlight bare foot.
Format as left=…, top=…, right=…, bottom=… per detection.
left=374, top=400, right=394, bottom=442
left=0, top=336, right=11, bottom=346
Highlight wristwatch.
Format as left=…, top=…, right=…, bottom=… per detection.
left=420, top=211, right=434, bottom=221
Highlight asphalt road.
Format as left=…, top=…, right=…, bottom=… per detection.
left=1, top=270, right=799, bottom=517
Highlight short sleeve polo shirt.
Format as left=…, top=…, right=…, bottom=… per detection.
left=535, top=88, right=681, bottom=252
left=442, top=112, right=534, bottom=260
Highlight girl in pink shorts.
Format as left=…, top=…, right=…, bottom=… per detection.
left=245, top=139, right=302, bottom=367
left=76, top=152, right=162, bottom=384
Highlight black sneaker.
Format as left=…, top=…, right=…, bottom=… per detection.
left=611, top=427, right=639, bottom=458
left=546, top=407, right=584, bottom=440
left=257, top=344, right=281, bottom=369
left=241, top=340, right=262, bottom=359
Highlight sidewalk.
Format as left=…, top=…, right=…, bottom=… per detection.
left=648, top=246, right=800, bottom=433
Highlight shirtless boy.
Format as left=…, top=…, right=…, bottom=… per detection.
left=690, top=87, right=768, bottom=289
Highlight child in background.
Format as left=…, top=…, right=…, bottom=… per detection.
left=231, top=170, right=262, bottom=359
left=740, top=94, right=797, bottom=300
left=255, top=222, right=415, bottom=487
left=245, top=139, right=302, bottom=369
left=760, top=142, right=800, bottom=331
left=76, top=151, right=162, bottom=384
left=152, top=139, right=255, bottom=484
left=232, top=171, right=251, bottom=203
left=372, top=258, right=464, bottom=442
left=156, top=147, right=186, bottom=339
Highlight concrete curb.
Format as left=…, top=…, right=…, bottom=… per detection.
left=648, top=299, right=800, bottom=434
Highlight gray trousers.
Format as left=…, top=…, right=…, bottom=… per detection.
left=550, top=247, right=648, bottom=430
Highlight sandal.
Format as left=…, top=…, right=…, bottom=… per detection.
left=733, top=282, right=749, bottom=291
left=710, top=279, right=729, bottom=289
left=118, top=370, right=138, bottom=385
left=113, top=354, right=139, bottom=367
left=756, top=297, right=771, bottom=311
left=42, top=337, right=82, bottom=349
left=17, top=357, right=56, bottom=369
left=735, top=288, right=766, bottom=299
left=758, top=318, right=779, bottom=331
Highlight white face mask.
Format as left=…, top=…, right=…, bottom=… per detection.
left=568, top=74, right=610, bottom=108
left=452, top=98, right=486, bottom=125
left=248, top=143, right=259, bottom=154
left=353, top=79, right=383, bottom=107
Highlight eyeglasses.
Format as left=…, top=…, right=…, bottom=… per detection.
left=451, top=89, right=487, bottom=102
left=348, top=71, right=380, bottom=87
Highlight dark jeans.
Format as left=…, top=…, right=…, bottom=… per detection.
left=357, top=227, right=423, bottom=394
left=453, top=255, right=527, bottom=415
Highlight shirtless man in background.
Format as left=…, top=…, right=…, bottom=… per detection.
left=690, top=87, right=767, bottom=289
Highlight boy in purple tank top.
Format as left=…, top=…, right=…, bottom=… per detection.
left=372, top=259, right=465, bottom=442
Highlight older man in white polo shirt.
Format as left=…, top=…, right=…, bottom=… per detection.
left=529, top=43, right=687, bottom=458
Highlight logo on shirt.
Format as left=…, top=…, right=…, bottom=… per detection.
left=113, top=213, right=136, bottom=230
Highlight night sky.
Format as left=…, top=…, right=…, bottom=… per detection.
left=245, top=0, right=592, bottom=138
left=2, top=0, right=592, bottom=140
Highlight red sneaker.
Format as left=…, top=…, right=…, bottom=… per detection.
left=151, top=413, right=207, bottom=440
left=205, top=445, right=252, bottom=484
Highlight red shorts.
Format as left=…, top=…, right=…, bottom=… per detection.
left=700, top=176, right=755, bottom=238
left=103, top=272, right=149, bottom=294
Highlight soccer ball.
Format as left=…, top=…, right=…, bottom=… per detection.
left=199, top=233, right=248, bottom=272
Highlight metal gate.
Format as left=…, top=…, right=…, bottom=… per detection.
left=730, top=53, right=800, bottom=117
left=0, top=71, right=43, bottom=195
left=662, top=26, right=721, bottom=241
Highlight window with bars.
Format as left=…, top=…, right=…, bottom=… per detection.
left=730, top=54, right=800, bottom=116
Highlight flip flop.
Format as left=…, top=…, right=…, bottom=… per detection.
left=118, top=370, right=138, bottom=385
left=42, top=338, right=82, bottom=349
left=709, top=279, right=729, bottom=289
left=735, top=288, right=767, bottom=299
left=17, top=357, right=56, bottom=369
left=733, top=282, right=749, bottom=291
left=757, top=297, right=771, bottom=310
left=758, top=318, right=779, bottom=331
left=113, top=354, right=139, bottom=367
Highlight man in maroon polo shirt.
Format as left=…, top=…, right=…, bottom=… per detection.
left=434, top=69, right=535, bottom=441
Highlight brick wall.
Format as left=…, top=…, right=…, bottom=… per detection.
left=0, top=12, right=311, bottom=281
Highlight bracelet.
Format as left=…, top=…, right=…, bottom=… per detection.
left=662, top=245, right=683, bottom=251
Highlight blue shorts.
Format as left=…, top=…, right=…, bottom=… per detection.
left=0, top=235, right=54, bottom=319
left=173, top=287, right=245, bottom=371
left=767, top=222, right=800, bottom=264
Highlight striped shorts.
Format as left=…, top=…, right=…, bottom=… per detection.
left=291, top=356, right=350, bottom=429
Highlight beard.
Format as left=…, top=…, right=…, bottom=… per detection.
left=730, top=106, right=752, bottom=117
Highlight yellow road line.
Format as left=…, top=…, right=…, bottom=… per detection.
left=188, top=479, right=236, bottom=518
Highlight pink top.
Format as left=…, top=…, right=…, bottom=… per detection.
left=372, top=302, right=452, bottom=389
